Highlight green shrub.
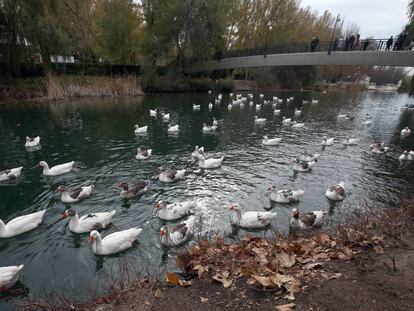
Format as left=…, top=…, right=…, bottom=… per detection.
left=215, top=78, right=235, bottom=92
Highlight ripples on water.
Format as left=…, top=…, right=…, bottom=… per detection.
left=0, top=91, right=413, bottom=302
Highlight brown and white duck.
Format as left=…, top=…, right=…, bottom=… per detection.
left=117, top=181, right=148, bottom=199
left=159, top=216, right=197, bottom=247
left=158, top=166, right=186, bottom=183
left=325, top=182, right=345, bottom=201
left=136, top=148, right=152, bottom=160
left=56, top=185, right=94, bottom=203
left=290, top=208, right=327, bottom=229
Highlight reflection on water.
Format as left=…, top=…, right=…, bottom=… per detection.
left=0, top=90, right=413, bottom=303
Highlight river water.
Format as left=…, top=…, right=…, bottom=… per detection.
left=0, top=90, right=413, bottom=305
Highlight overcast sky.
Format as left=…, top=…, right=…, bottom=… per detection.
left=300, top=0, right=410, bottom=38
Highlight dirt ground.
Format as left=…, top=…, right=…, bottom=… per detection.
left=82, top=236, right=414, bottom=311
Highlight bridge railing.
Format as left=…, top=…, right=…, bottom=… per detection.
left=217, top=39, right=396, bottom=59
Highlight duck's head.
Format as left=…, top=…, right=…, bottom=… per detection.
left=255, top=116, right=258, bottom=119
left=62, top=209, right=76, bottom=219
left=323, top=136, right=327, bottom=140
left=228, top=203, right=240, bottom=211
left=154, top=201, right=165, bottom=209
left=134, top=124, right=138, bottom=129
left=55, top=185, right=66, bottom=192
left=159, top=226, right=167, bottom=237
left=88, top=230, right=100, bottom=242
left=263, top=135, right=268, bottom=140
left=137, top=147, right=142, bottom=153
left=203, top=123, right=207, bottom=127
left=291, top=208, right=300, bottom=219
left=267, top=185, right=275, bottom=191
left=158, top=166, right=166, bottom=172
left=194, top=145, right=199, bottom=151
left=404, top=150, right=408, bottom=155
left=25, top=136, right=30, bottom=142
left=38, top=161, right=47, bottom=168
left=117, top=182, right=128, bottom=190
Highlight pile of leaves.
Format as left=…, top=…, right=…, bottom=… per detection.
left=170, top=229, right=388, bottom=301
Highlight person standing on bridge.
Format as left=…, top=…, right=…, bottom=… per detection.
left=333, top=37, right=339, bottom=51
left=385, top=36, right=393, bottom=50
left=355, top=34, right=360, bottom=50
left=315, top=36, right=320, bottom=51
left=311, top=37, right=317, bottom=52
left=348, top=34, right=355, bottom=50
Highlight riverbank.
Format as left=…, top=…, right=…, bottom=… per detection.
left=19, top=200, right=414, bottom=311
left=0, top=75, right=144, bottom=103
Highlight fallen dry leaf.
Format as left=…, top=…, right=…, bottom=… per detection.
left=166, top=271, right=181, bottom=286
left=179, top=279, right=192, bottom=287
left=374, top=245, right=385, bottom=254
left=284, top=292, right=295, bottom=301
left=329, top=273, right=342, bottom=279
left=200, top=297, right=209, bottom=303
left=154, top=289, right=164, bottom=299
left=303, top=262, right=323, bottom=270
left=213, top=273, right=233, bottom=288
left=278, top=252, right=296, bottom=268
left=275, top=303, right=296, bottom=311
left=251, top=274, right=274, bottom=287
left=315, top=233, right=330, bottom=245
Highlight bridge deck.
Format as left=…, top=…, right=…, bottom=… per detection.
left=189, top=51, right=414, bottom=72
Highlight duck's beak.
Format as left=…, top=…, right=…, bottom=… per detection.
left=159, top=230, right=165, bottom=237
left=88, top=236, right=94, bottom=242
left=154, top=203, right=160, bottom=209
left=267, top=186, right=273, bottom=191
left=61, top=212, right=68, bottom=219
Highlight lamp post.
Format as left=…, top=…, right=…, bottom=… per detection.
left=328, top=14, right=341, bottom=55
left=265, top=23, right=273, bottom=57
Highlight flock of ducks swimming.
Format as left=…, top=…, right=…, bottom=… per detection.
left=0, top=91, right=413, bottom=291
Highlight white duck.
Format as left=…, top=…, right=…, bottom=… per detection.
left=25, top=136, right=40, bottom=148
left=159, top=216, right=197, bottom=247
left=0, top=167, right=23, bottom=182
left=262, top=136, right=281, bottom=146
left=321, top=136, right=334, bottom=146
left=0, top=210, right=46, bottom=238
left=259, top=94, right=264, bottom=99
left=88, top=227, right=142, bottom=255
left=158, top=167, right=186, bottom=183
left=202, top=123, right=217, bottom=132
left=136, top=148, right=152, bottom=159
left=254, top=116, right=266, bottom=124
left=56, top=185, right=94, bottom=203
left=282, top=117, right=292, bottom=125
left=208, top=103, right=213, bottom=109
left=399, top=151, right=413, bottom=161
left=0, top=265, right=24, bottom=291
left=240, top=102, right=245, bottom=108
left=337, top=114, right=348, bottom=119
left=325, top=182, right=346, bottom=201
left=249, top=101, right=254, bottom=107
left=255, top=104, right=262, bottom=111
left=267, top=186, right=305, bottom=203
left=362, top=118, right=373, bottom=126
left=117, top=181, right=148, bottom=199
left=154, top=200, right=196, bottom=221
left=150, top=109, right=157, bottom=117
left=134, top=124, right=148, bottom=134
left=371, top=143, right=389, bottom=154
left=38, top=161, right=74, bottom=176
left=343, top=138, right=360, bottom=145
left=292, top=159, right=315, bottom=172
left=401, top=127, right=411, bottom=135
left=311, top=99, right=319, bottom=104
left=273, top=109, right=281, bottom=115
left=294, top=109, right=302, bottom=116
left=212, top=118, right=219, bottom=127
left=227, top=103, right=232, bottom=110
left=229, top=204, right=276, bottom=229
left=290, top=208, right=327, bottom=229
left=191, top=146, right=205, bottom=159
left=292, top=121, right=305, bottom=128
left=300, top=151, right=320, bottom=162
left=193, top=104, right=201, bottom=110
left=162, top=113, right=170, bottom=121
left=167, top=124, right=179, bottom=133
left=62, top=209, right=115, bottom=234
left=198, top=155, right=224, bottom=169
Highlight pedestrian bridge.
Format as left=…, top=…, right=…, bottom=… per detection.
left=187, top=38, right=414, bottom=72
